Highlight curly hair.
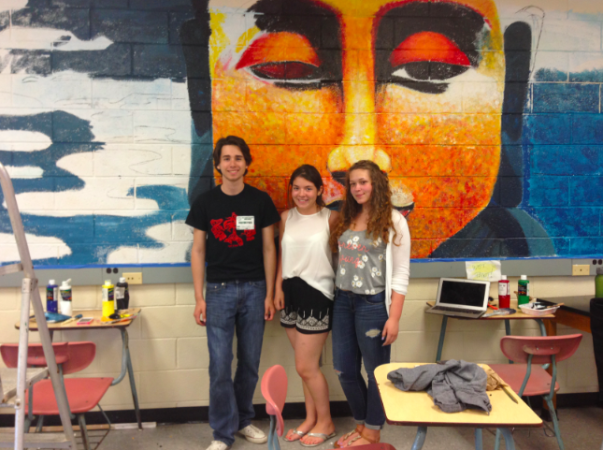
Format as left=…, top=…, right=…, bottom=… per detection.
left=329, top=160, right=397, bottom=252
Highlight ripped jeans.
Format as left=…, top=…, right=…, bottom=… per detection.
left=332, top=289, right=390, bottom=429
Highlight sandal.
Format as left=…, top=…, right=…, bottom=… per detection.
left=284, top=429, right=307, bottom=442
left=300, top=431, right=337, bottom=447
left=334, top=425, right=363, bottom=448
left=343, top=430, right=379, bottom=448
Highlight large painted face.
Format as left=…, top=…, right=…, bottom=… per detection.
left=209, top=0, right=505, bottom=257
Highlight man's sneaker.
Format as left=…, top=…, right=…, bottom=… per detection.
left=238, top=424, right=268, bottom=444
left=206, top=441, right=230, bottom=450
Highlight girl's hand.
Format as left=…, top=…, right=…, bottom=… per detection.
left=274, top=290, right=285, bottom=311
left=381, top=317, right=399, bottom=346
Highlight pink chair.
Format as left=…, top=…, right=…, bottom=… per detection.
left=0, top=342, right=114, bottom=450
left=489, top=334, right=583, bottom=450
left=261, top=365, right=287, bottom=450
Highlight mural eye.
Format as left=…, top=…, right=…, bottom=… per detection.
left=237, top=32, right=322, bottom=87
left=250, top=62, right=319, bottom=81
left=388, top=31, right=471, bottom=94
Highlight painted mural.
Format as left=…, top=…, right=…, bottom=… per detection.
left=0, top=0, right=602, bottom=266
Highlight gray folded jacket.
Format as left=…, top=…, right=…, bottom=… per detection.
left=387, top=360, right=492, bottom=414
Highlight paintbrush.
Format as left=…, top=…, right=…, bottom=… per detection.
left=501, top=385, right=518, bottom=404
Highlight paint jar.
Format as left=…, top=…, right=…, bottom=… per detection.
left=102, top=279, right=115, bottom=317
left=46, top=279, right=58, bottom=313
left=518, top=275, right=530, bottom=306
left=498, top=275, right=510, bottom=309
left=115, top=277, right=129, bottom=311
left=59, top=279, right=72, bottom=316
left=596, top=268, right=603, bottom=298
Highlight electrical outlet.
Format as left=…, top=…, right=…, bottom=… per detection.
left=123, top=272, right=143, bottom=284
left=572, top=265, right=590, bottom=276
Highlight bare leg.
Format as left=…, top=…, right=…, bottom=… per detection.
left=284, top=327, right=316, bottom=441
left=293, top=332, right=335, bottom=446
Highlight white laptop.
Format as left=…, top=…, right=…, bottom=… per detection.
left=426, top=278, right=490, bottom=318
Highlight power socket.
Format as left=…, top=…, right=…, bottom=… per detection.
left=123, top=272, right=143, bottom=284
left=572, top=265, right=590, bottom=276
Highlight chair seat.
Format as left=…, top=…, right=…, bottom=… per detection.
left=26, top=377, right=113, bottom=415
left=490, top=364, right=559, bottom=397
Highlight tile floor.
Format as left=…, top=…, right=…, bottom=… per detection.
left=98, top=406, right=603, bottom=450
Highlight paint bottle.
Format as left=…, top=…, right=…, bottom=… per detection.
left=518, top=275, right=530, bottom=305
left=59, top=279, right=72, bottom=316
left=115, top=277, right=129, bottom=311
left=46, top=279, right=58, bottom=313
left=102, top=279, right=115, bottom=317
left=596, top=268, right=603, bottom=298
left=498, top=275, right=511, bottom=309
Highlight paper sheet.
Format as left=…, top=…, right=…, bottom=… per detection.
left=465, top=260, right=502, bottom=282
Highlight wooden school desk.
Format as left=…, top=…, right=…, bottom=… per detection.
left=375, top=363, right=543, bottom=450
left=15, top=308, right=142, bottom=429
left=426, top=300, right=556, bottom=362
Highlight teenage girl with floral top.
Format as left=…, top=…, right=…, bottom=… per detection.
left=329, top=160, right=411, bottom=447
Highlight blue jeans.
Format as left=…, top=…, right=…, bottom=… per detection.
left=206, top=280, right=266, bottom=446
left=332, top=289, right=391, bottom=429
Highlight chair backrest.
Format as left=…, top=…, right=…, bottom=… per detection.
left=351, top=444, right=396, bottom=450
left=261, top=365, right=288, bottom=437
left=500, top=335, right=583, bottom=364
left=0, top=342, right=95, bottom=374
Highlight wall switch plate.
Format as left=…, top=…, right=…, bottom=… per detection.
left=572, top=265, right=590, bottom=276
left=123, top=272, right=143, bottom=284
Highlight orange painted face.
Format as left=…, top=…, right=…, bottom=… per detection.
left=209, top=0, right=505, bottom=257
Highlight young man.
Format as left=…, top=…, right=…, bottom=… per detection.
left=186, top=135, right=280, bottom=450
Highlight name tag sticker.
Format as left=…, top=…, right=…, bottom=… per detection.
left=236, top=216, right=255, bottom=230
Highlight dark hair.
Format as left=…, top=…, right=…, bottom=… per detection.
left=288, top=165, right=325, bottom=209
left=213, top=135, right=252, bottom=175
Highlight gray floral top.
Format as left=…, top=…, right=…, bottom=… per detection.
left=336, top=229, right=386, bottom=295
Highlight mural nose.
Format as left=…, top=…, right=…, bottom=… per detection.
left=327, top=144, right=392, bottom=186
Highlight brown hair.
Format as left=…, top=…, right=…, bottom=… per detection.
left=288, top=165, right=326, bottom=209
left=213, top=135, right=252, bottom=175
left=329, top=160, right=397, bottom=252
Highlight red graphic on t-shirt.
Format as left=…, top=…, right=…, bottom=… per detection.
left=211, top=213, right=255, bottom=248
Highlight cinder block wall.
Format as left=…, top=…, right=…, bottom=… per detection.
left=0, top=277, right=597, bottom=411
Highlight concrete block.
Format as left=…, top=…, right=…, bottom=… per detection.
left=177, top=337, right=209, bottom=369
left=140, top=305, right=205, bottom=339
left=12, top=72, right=92, bottom=109
left=54, top=177, right=135, bottom=210
left=0, top=287, right=18, bottom=311
left=133, top=110, right=195, bottom=145
left=93, top=145, right=173, bottom=177
left=92, top=78, right=172, bottom=110
left=129, top=338, right=177, bottom=371
left=138, top=242, right=191, bottom=264
left=132, top=44, right=186, bottom=78
left=139, top=369, right=208, bottom=403
left=176, top=283, right=194, bottom=305
left=52, top=44, right=132, bottom=77
left=91, top=9, right=169, bottom=44
left=533, top=83, right=599, bottom=113
left=71, top=285, right=101, bottom=310
left=129, top=284, right=176, bottom=307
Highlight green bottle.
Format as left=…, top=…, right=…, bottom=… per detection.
left=518, top=275, right=530, bottom=305
left=595, top=268, right=603, bottom=298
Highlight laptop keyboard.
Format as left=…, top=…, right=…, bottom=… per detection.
left=432, top=306, right=481, bottom=315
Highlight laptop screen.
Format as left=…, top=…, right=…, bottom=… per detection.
left=439, top=279, right=488, bottom=308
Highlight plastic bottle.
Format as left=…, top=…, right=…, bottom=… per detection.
left=115, top=277, right=130, bottom=311
left=102, top=279, right=115, bottom=317
left=59, top=279, right=72, bottom=316
left=518, top=275, right=530, bottom=305
left=46, top=279, right=58, bottom=313
left=596, top=268, right=603, bottom=298
left=498, top=275, right=511, bottom=309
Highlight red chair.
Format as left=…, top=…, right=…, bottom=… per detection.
left=489, top=334, right=583, bottom=450
left=0, top=342, right=113, bottom=450
left=261, top=365, right=287, bottom=450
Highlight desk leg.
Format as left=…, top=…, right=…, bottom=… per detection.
left=436, top=316, right=448, bottom=362
left=499, top=428, right=516, bottom=450
left=504, top=319, right=513, bottom=364
left=411, top=426, right=427, bottom=450
left=474, top=428, right=483, bottom=450
left=117, top=328, right=142, bottom=430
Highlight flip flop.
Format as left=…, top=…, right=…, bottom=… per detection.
left=284, top=429, right=307, bottom=442
left=334, top=426, right=362, bottom=448
left=300, top=431, right=337, bottom=447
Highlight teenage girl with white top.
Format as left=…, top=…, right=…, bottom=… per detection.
left=274, top=164, right=340, bottom=447
left=329, top=160, right=411, bottom=448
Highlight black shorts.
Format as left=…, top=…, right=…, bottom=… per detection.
left=280, top=277, right=333, bottom=335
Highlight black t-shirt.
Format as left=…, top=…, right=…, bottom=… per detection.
left=186, top=184, right=280, bottom=282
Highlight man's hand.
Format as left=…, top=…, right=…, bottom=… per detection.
left=264, top=297, right=275, bottom=321
left=194, top=299, right=207, bottom=326
left=274, top=290, right=285, bottom=311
